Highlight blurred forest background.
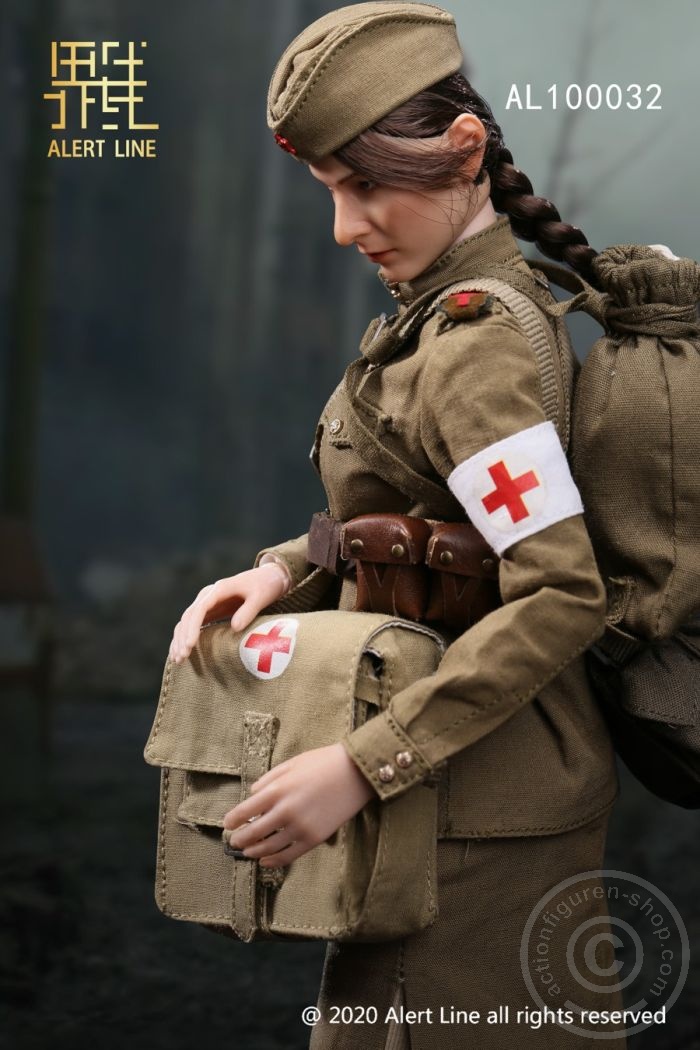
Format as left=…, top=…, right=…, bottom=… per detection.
left=1, top=1, right=698, bottom=1048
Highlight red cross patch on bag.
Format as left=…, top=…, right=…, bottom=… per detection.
left=239, top=618, right=299, bottom=679
left=446, top=421, right=584, bottom=554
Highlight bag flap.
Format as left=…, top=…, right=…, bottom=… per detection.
left=144, top=611, right=445, bottom=774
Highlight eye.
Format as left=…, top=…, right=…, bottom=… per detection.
left=356, top=179, right=377, bottom=192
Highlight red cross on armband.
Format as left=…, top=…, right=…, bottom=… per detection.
left=445, top=422, right=584, bottom=556
left=239, top=618, right=299, bottom=679
left=482, top=460, right=541, bottom=523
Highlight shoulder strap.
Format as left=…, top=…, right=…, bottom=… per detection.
left=338, top=265, right=583, bottom=513
left=433, top=275, right=576, bottom=449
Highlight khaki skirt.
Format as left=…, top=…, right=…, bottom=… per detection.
left=309, top=810, right=627, bottom=1050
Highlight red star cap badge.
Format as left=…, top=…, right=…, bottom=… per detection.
left=274, top=133, right=297, bottom=156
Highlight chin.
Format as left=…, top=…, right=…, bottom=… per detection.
left=379, top=262, right=418, bottom=283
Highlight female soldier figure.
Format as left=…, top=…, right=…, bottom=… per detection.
left=170, top=4, right=626, bottom=1047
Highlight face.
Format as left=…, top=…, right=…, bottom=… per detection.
left=308, top=154, right=479, bottom=283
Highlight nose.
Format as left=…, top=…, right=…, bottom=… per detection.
left=333, top=194, right=373, bottom=247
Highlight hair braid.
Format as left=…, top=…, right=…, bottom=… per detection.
left=490, top=146, right=599, bottom=285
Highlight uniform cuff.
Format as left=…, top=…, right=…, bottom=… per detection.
left=257, top=554, right=293, bottom=595
left=342, top=709, right=433, bottom=800
left=253, top=533, right=310, bottom=587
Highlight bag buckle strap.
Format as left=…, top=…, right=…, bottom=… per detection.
left=223, top=711, right=282, bottom=941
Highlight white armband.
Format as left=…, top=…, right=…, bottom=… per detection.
left=446, top=421, right=584, bottom=555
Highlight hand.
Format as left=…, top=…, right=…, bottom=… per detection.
left=223, top=743, right=376, bottom=867
left=169, top=563, right=290, bottom=664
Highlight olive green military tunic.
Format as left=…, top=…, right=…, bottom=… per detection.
left=254, top=216, right=625, bottom=1050
left=255, top=216, right=618, bottom=839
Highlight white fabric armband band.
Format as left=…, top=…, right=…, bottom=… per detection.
left=446, top=421, right=584, bottom=555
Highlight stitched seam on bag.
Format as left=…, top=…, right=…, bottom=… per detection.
left=337, top=819, right=347, bottom=922
left=384, top=653, right=393, bottom=712
left=234, top=720, right=253, bottom=938
left=160, top=914, right=352, bottom=933
left=158, top=768, right=169, bottom=908
left=413, top=623, right=603, bottom=747
left=241, top=719, right=250, bottom=795
left=146, top=658, right=173, bottom=753
left=655, top=344, right=678, bottom=636
left=248, top=854, right=255, bottom=936
left=347, top=630, right=372, bottom=734
left=356, top=798, right=392, bottom=925
left=231, top=847, right=239, bottom=935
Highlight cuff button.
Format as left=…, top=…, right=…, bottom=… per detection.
left=395, top=750, right=414, bottom=768
left=378, top=763, right=395, bottom=783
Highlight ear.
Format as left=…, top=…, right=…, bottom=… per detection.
left=446, top=113, right=487, bottom=179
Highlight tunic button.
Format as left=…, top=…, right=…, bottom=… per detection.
left=391, top=543, right=405, bottom=559
left=439, top=550, right=454, bottom=566
left=329, top=418, right=343, bottom=435
left=395, top=750, right=413, bottom=768
left=378, top=763, right=395, bottom=783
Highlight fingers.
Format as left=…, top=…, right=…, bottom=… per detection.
left=171, top=578, right=245, bottom=663
left=169, top=584, right=214, bottom=663
left=223, top=799, right=274, bottom=837
left=224, top=784, right=292, bottom=843
left=229, top=564, right=290, bottom=631
left=168, top=563, right=290, bottom=665
left=259, top=840, right=307, bottom=867
left=249, top=762, right=290, bottom=793
left=230, top=596, right=261, bottom=633
left=238, top=827, right=295, bottom=860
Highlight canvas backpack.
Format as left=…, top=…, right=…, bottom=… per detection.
left=434, top=245, right=700, bottom=809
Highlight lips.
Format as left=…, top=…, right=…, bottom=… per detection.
left=366, top=249, right=393, bottom=262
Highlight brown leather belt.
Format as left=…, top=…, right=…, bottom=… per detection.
left=307, top=511, right=501, bottom=632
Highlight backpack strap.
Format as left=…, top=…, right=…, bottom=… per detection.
left=477, top=259, right=611, bottom=328
left=432, top=274, right=577, bottom=449
left=340, top=263, right=594, bottom=513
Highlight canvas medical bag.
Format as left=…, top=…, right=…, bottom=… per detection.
left=144, top=610, right=445, bottom=942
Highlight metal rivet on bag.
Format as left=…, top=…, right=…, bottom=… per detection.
left=439, top=550, right=453, bottom=566
left=482, top=558, right=495, bottom=573
left=395, top=750, right=413, bottom=768
left=350, top=538, right=364, bottom=554
left=378, top=763, right=395, bottom=782
left=391, top=543, right=405, bottom=558
left=329, top=418, right=343, bottom=435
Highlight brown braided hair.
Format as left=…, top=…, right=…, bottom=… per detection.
left=334, top=73, right=598, bottom=285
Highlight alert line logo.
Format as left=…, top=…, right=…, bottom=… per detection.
left=44, top=40, right=159, bottom=159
